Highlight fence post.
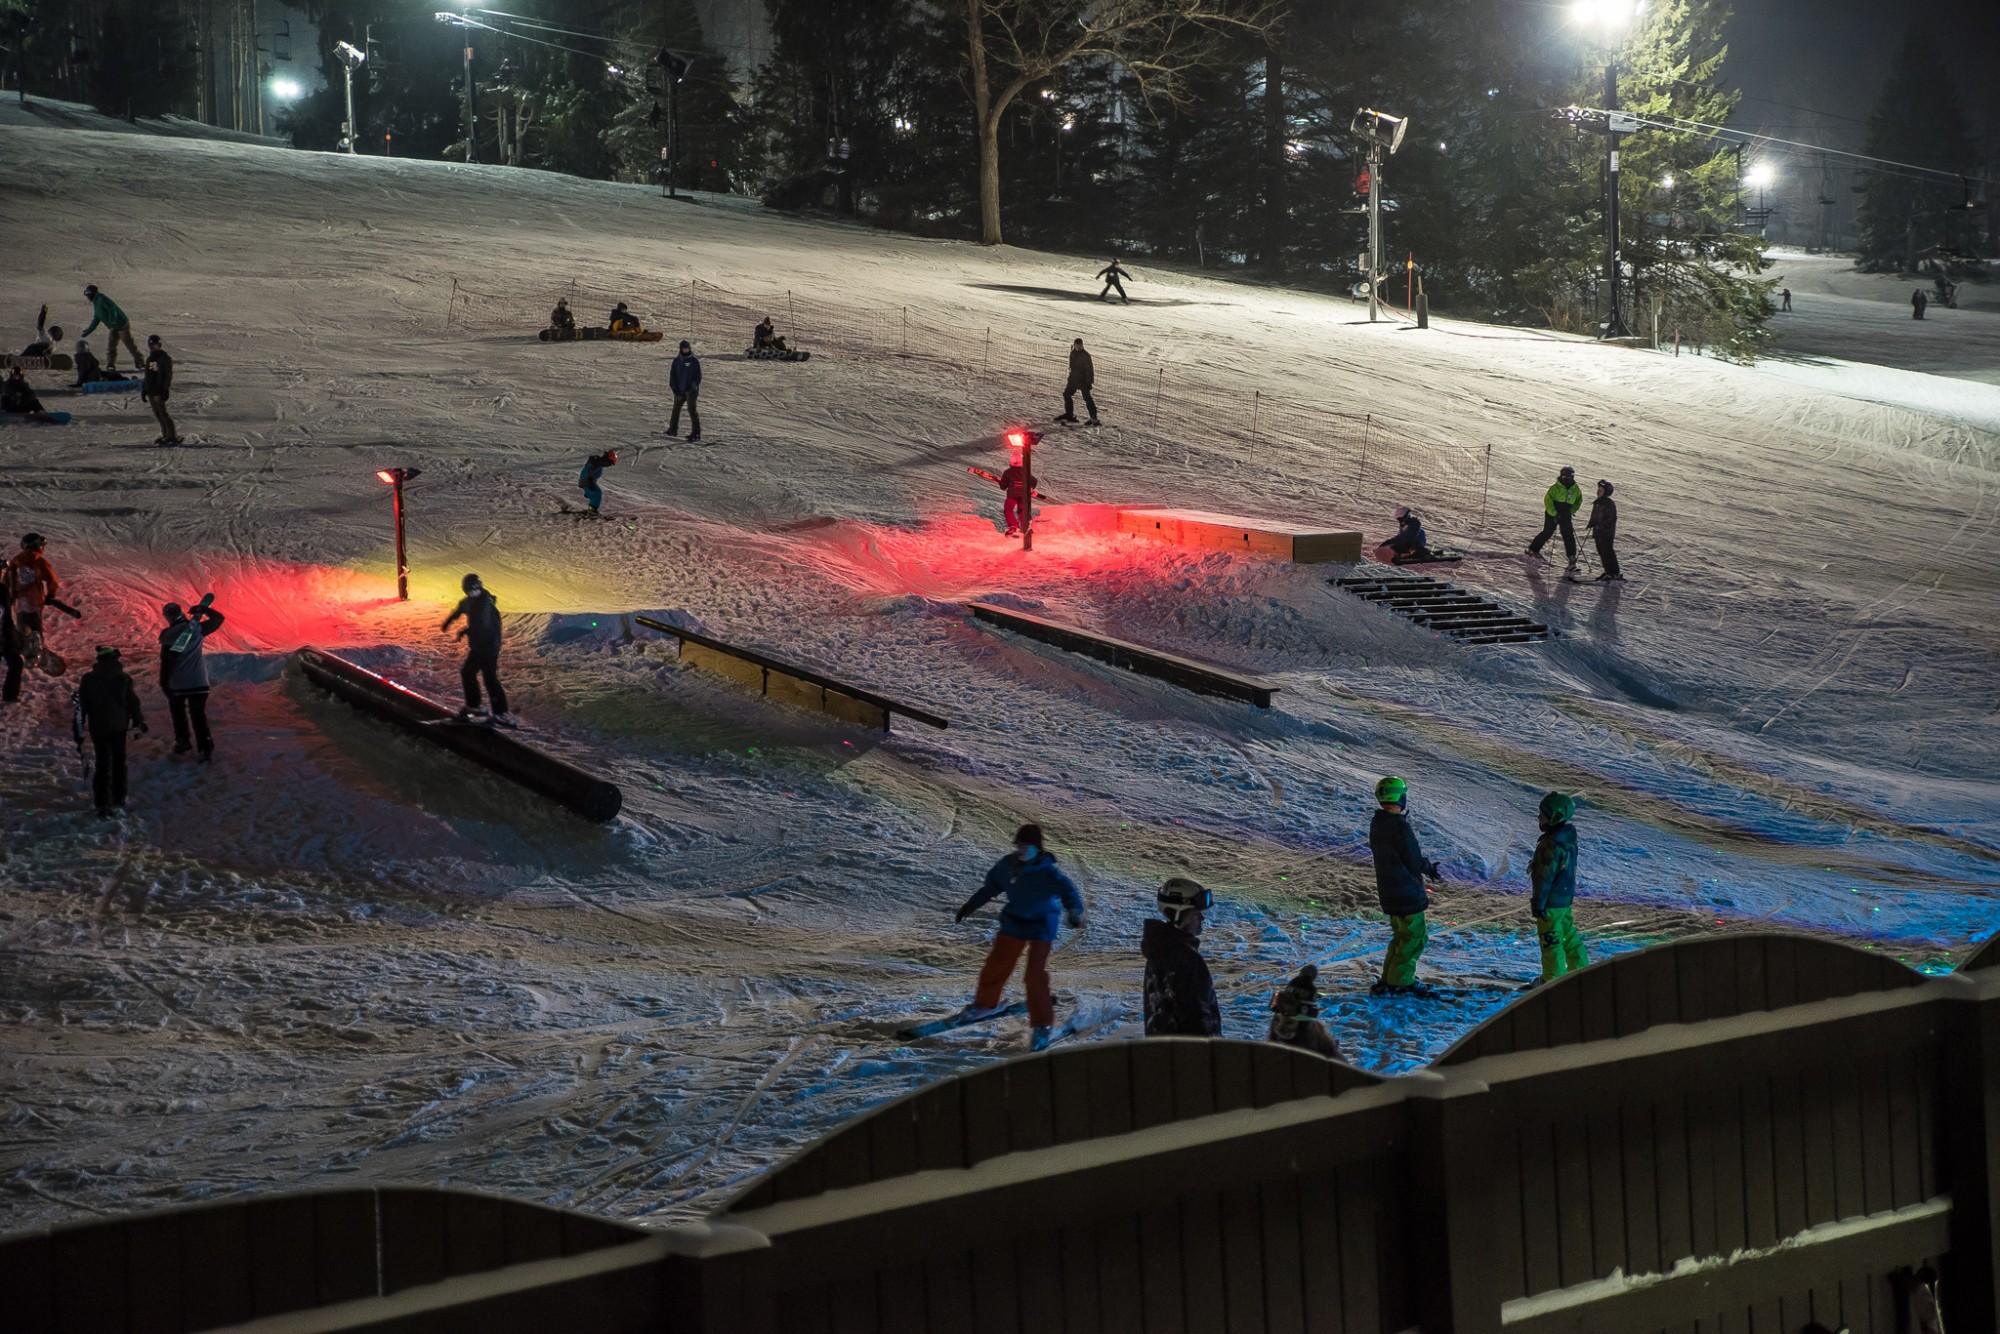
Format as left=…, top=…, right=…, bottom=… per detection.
left=1479, top=443, right=1492, bottom=530
left=1250, top=392, right=1260, bottom=448
left=689, top=279, right=697, bottom=340
left=445, top=278, right=459, bottom=332
left=1358, top=414, right=1371, bottom=484
left=900, top=307, right=907, bottom=356
left=788, top=289, right=795, bottom=328
left=1152, top=366, right=1164, bottom=429
left=1406, top=1079, right=1507, bottom=1334
left=983, top=327, right=990, bottom=376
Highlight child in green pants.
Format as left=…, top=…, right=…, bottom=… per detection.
left=1369, top=776, right=1444, bottom=996
left=1529, top=791, right=1589, bottom=982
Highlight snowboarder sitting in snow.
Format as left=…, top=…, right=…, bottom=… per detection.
left=1527, top=791, right=1588, bottom=985
left=998, top=453, right=1036, bottom=538
left=441, top=573, right=512, bottom=725
left=607, top=302, right=641, bottom=333
left=1376, top=505, right=1437, bottom=565
left=1369, top=775, right=1444, bottom=997
left=578, top=449, right=616, bottom=515
left=1527, top=465, right=1582, bottom=570
left=20, top=305, right=61, bottom=357
left=953, top=823, right=1086, bottom=1051
left=549, top=298, right=576, bottom=336
left=1142, top=877, right=1221, bottom=1037
left=1584, top=480, right=1621, bottom=582
left=1268, top=964, right=1341, bottom=1058
left=71, top=340, right=126, bottom=387
left=159, top=596, right=223, bottom=760
left=1, top=369, right=64, bottom=424
left=752, top=317, right=789, bottom=353
left=72, top=646, right=147, bottom=818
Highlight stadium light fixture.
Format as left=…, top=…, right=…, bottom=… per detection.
left=375, top=467, right=423, bottom=600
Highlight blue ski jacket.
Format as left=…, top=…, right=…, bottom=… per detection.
left=670, top=353, right=702, bottom=394
left=960, top=849, right=1084, bottom=943
left=1529, top=822, right=1578, bottom=915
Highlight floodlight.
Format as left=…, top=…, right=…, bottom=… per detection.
left=270, top=77, right=304, bottom=101
left=1350, top=108, right=1407, bottom=155
left=1571, top=0, right=1641, bottom=31
left=334, top=40, right=366, bottom=68
left=1746, top=163, right=1775, bottom=189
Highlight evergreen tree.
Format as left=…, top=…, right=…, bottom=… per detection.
left=1855, top=24, right=1981, bottom=274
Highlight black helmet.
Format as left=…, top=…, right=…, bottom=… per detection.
left=1558, top=465, right=1575, bottom=478
left=21, top=533, right=44, bottom=550
left=162, top=602, right=183, bottom=620
left=461, top=573, right=483, bottom=593
left=1157, top=876, right=1213, bottom=922
left=147, top=334, right=161, bottom=346
left=1598, top=479, right=1614, bottom=494
left=84, top=284, right=98, bottom=298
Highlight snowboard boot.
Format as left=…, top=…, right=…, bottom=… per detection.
left=1053, top=414, right=1078, bottom=423
left=687, top=432, right=703, bottom=443
left=1085, top=418, right=1101, bottom=427
left=1029, top=1026, right=1053, bottom=1052
left=664, top=427, right=679, bottom=438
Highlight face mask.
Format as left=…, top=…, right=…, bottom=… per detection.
left=1017, top=844, right=1039, bottom=860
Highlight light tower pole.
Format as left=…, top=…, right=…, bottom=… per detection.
left=1349, top=109, right=1407, bottom=324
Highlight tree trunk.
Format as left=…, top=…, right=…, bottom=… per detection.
left=965, top=0, right=1004, bottom=245
left=1261, top=43, right=1285, bottom=274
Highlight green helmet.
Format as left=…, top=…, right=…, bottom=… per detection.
left=1539, top=791, right=1576, bottom=828
left=1375, top=776, right=1408, bottom=805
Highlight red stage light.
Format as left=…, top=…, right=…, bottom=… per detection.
left=1005, top=430, right=1027, bottom=451
left=375, top=469, right=397, bottom=484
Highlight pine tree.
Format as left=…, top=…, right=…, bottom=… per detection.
left=1855, top=24, right=1981, bottom=274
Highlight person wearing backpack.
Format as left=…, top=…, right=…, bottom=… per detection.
left=158, top=595, right=224, bottom=760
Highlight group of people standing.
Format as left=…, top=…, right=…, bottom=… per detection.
left=947, top=782, right=1590, bottom=1054
left=1527, top=465, right=1622, bottom=581
left=7, top=287, right=182, bottom=444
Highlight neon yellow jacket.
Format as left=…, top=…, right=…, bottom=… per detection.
left=1543, top=480, right=1582, bottom=516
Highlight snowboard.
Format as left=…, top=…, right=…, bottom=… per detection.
left=968, top=465, right=1055, bottom=501
left=2, top=354, right=74, bottom=372
left=1375, top=547, right=1464, bottom=567
left=0, top=411, right=72, bottom=426
left=896, top=1001, right=1028, bottom=1039
left=744, top=347, right=810, bottom=362
left=79, top=379, right=141, bottom=394
left=422, top=712, right=521, bottom=731
left=539, top=326, right=665, bottom=343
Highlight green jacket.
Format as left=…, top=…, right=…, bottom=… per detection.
left=81, top=293, right=129, bottom=336
left=1543, top=480, right=1582, bottom=516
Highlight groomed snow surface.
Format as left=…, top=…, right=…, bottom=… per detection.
left=1, top=129, right=1996, bottom=1232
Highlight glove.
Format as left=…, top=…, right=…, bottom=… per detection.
left=1065, top=911, right=1085, bottom=930
left=953, top=905, right=972, bottom=924
left=1424, top=860, right=1442, bottom=879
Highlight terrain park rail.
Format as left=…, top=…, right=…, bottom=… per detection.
left=633, top=616, right=949, bottom=732
left=967, top=602, right=1277, bottom=708
left=295, top=648, right=623, bottom=822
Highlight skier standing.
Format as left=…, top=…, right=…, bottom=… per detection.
left=1369, top=776, right=1443, bottom=997
left=1267, top=964, right=1341, bottom=1058
left=158, top=597, right=223, bottom=760
left=1528, top=791, right=1588, bottom=984
left=667, top=340, right=703, bottom=442
left=72, top=647, right=147, bottom=817
left=1527, top=465, right=1583, bottom=570
left=441, top=573, right=511, bottom=724
left=1584, top=480, right=1621, bottom=582
left=1780, top=288, right=1792, bottom=312
left=578, top=449, right=617, bottom=515
left=1056, top=337, right=1098, bottom=426
left=6, top=534, right=60, bottom=659
left=142, top=335, right=180, bottom=446
left=1912, top=289, right=1927, bottom=320
left=1141, top=877, right=1221, bottom=1037
left=79, top=284, right=141, bottom=370
left=1096, top=258, right=1131, bottom=303
left=952, top=823, right=1086, bottom=1051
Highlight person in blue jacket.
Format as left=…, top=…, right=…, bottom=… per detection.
left=577, top=449, right=616, bottom=515
left=1528, top=791, right=1587, bottom=984
left=667, top=340, right=702, bottom=441
left=1369, top=776, right=1444, bottom=996
left=953, top=823, right=1086, bottom=1050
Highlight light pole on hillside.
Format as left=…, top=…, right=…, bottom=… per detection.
left=1573, top=0, right=1640, bottom=339
left=1349, top=108, right=1407, bottom=324
left=376, top=467, right=422, bottom=600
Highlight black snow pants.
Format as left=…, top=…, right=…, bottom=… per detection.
left=462, top=647, right=508, bottom=714
left=92, top=733, right=128, bottom=811
left=1593, top=532, right=1621, bottom=579
left=168, top=689, right=212, bottom=754
left=1530, top=506, right=1577, bottom=563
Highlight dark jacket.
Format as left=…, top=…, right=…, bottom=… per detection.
left=1066, top=346, right=1094, bottom=390
left=72, top=659, right=145, bottom=741
left=1386, top=513, right=1428, bottom=554
left=1, top=375, right=41, bottom=414
left=1369, top=808, right=1437, bottom=917
left=670, top=352, right=702, bottom=394
left=142, top=347, right=173, bottom=400
left=445, top=590, right=503, bottom=655
left=579, top=455, right=610, bottom=488
left=1142, top=918, right=1221, bottom=1037
left=1097, top=262, right=1127, bottom=283
left=550, top=303, right=575, bottom=330
left=608, top=306, right=639, bottom=330
left=959, top=849, right=1083, bottom=943
left=1529, top=822, right=1578, bottom=915
left=997, top=464, right=1036, bottom=498
left=1585, top=496, right=1616, bottom=540
left=73, top=345, right=121, bottom=386
left=0, top=576, right=16, bottom=653
left=158, top=607, right=224, bottom=694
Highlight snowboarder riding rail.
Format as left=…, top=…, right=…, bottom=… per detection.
left=442, top=573, right=511, bottom=725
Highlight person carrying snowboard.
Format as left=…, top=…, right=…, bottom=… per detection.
left=1056, top=337, right=1098, bottom=426
left=998, top=451, right=1037, bottom=538
left=1584, top=480, right=1621, bottom=582
left=441, top=573, right=511, bottom=724
left=578, top=449, right=617, bottom=515
left=158, top=596, right=223, bottom=760
left=6, top=534, right=60, bottom=660
left=1097, top=258, right=1131, bottom=303
left=142, top=335, right=180, bottom=446
left=549, top=298, right=576, bottom=337
left=1142, top=877, right=1221, bottom=1037
left=1527, top=791, right=1588, bottom=984
left=667, top=340, right=702, bottom=441
left=80, top=284, right=141, bottom=370
left=952, top=823, right=1086, bottom=1051
left=1527, top=465, right=1582, bottom=570
left=72, top=646, right=147, bottom=817
left=1369, top=776, right=1444, bottom=997
left=1267, top=964, right=1341, bottom=1059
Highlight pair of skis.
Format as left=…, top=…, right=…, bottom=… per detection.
left=895, top=1001, right=1090, bottom=1049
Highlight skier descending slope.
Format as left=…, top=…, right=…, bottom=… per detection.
left=1369, top=776, right=1445, bottom=997
left=1142, top=877, right=1221, bottom=1037
left=951, top=824, right=1086, bottom=1051
left=441, top=573, right=512, bottom=725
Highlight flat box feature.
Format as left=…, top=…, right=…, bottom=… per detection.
left=1118, top=508, right=1363, bottom=564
